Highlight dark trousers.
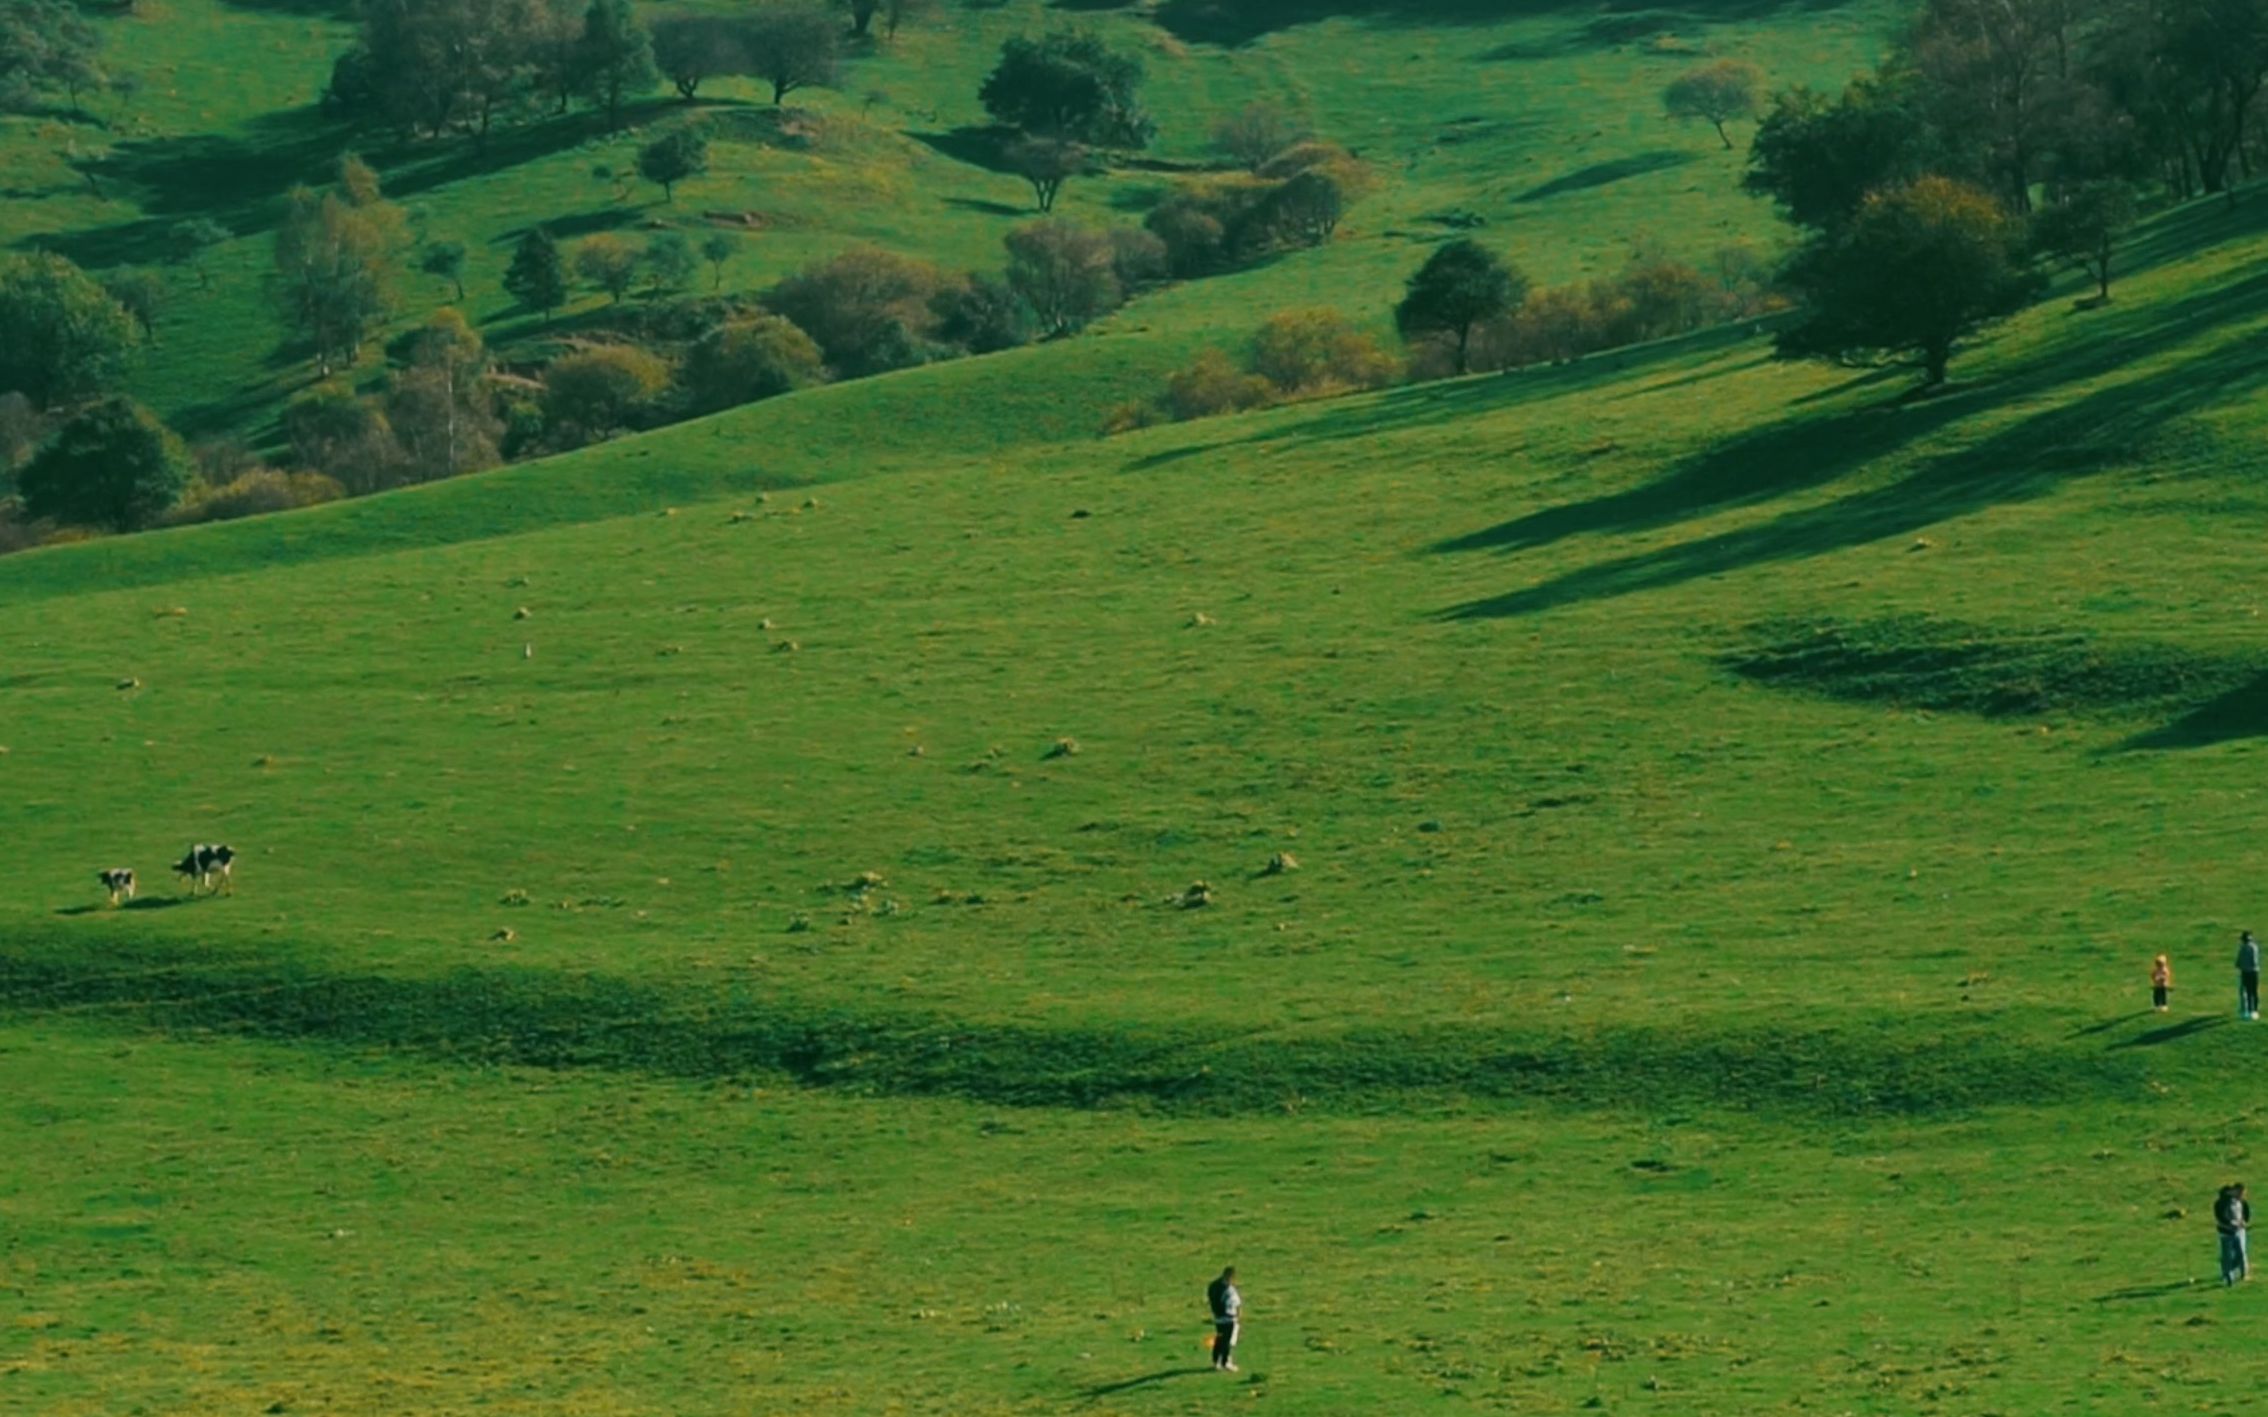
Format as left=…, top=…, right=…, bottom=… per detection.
left=2244, top=971, right=2259, bottom=1016
left=2154, top=985, right=2170, bottom=1008
left=1213, top=1321, right=1238, bottom=1365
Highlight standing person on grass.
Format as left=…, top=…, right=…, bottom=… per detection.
left=1206, top=1265, right=1242, bottom=1373
left=2219, top=1184, right=2252, bottom=1286
left=2152, top=954, right=2174, bottom=1013
left=2238, top=932, right=2261, bottom=1020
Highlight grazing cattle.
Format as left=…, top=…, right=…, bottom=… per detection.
left=97, top=868, right=136, bottom=907
left=173, top=843, right=237, bottom=896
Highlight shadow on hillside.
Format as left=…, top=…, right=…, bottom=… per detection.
left=1519, top=150, right=1696, bottom=203
left=2122, top=671, right=2268, bottom=751
left=1149, top=0, right=1860, bottom=45
left=1432, top=268, right=2268, bottom=621
left=911, top=126, right=1019, bottom=176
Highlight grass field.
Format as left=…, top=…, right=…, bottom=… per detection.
left=7, top=153, right=2268, bottom=1411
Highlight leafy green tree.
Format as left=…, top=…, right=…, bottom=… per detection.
left=932, top=273, right=1034, bottom=353
left=504, top=228, right=568, bottom=318
left=636, top=128, right=708, bottom=201
left=18, top=397, right=190, bottom=530
left=762, top=245, right=948, bottom=376
left=419, top=240, right=469, bottom=300
left=272, top=159, right=409, bottom=376
left=165, top=218, right=231, bottom=290
left=979, top=30, right=1153, bottom=149
left=386, top=308, right=500, bottom=482
left=541, top=343, right=671, bottom=445
left=1394, top=239, right=1525, bottom=375
left=1778, top=175, right=2042, bottom=385
left=644, top=232, right=697, bottom=296
left=743, top=1, right=839, bottom=105
left=575, top=234, right=640, bottom=303
left=576, top=0, right=657, bottom=129
left=1005, top=135, right=1085, bottom=213
left=2031, top=180, right=2139, bottom=301
left=1745, top=76, right=1941, bottom=232
left=0, top=251, right=142, bottom=408
left=699, top=230, right=739, bottom=290
left=1004, top=219, right=1122, bottom=335
left=1664, top=58, right=1765, bottom=149
left=683, top=313, right=823, bottom=410
left=652, top=15, right=747, bottom=101
left=283, top=382, right=403, bottom=493
left=0, top=0, right=104, bottom=114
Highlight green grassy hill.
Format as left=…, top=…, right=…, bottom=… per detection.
left=5, top=165, right=2268, bottom=1411
left=1, top=0, right=1894, bottom=447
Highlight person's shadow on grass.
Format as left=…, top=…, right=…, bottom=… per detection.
left=2095, top=1279, right=2204, bottom=1302
left=1080, top=1367, right=1215, bottom=1400
left=2070, top=1010, right=2153, bottom=1038
left=2113, top=1015, right=2230, bottom=1049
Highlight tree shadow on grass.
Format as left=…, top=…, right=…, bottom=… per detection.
left=910, top=126, right=1018, bottom=176
left=1517, top=150, right=1696, bottom=203
left=1430, top=267, right=2268, bottom=620
left=943, top=195, right=1028, bottom=218
left=2121, top=671, right=2268, bottom=751
left=1080, top=1367, right=1214, bottom=1400
left=1153, top=0, right=1859, bottom=45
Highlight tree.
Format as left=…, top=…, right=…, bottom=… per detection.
left=1745, top=76, right=1943, bottom=231
left=18, top=397, right=190, bottom=531
left=541, top=343, right=671, bottom=444
left=683, top=313, right=823, bottom=410
left=979, top=29, right=1153, bottom=148
left=743, top=1, right=839, bottom=106
left=1778, top=175, right=2043, bottom=385
left=1212, top=101, right=1308, bottom=172
left=0, top=0, right=104, bottom=115
left=699, top=230, right=739, bottom=290
left=283, top=382, right=403, bottom=493
left=1004, top=135, right=1085, bottom=212
left=2031, top=179, right=2139, bottom=300
left=575, top=234, right=640, bottom=303
left=102, top=270, right=166, bottom=340
left=576, top=0, right=657, bottom=130
left=165, top=218, right=231, bottom=290
left=1003, top=219, right=1122, bottom=335
left=333, top=0, right=544, bottom=142
left=386, top=308, right=500, bottom=482
left=652, top=15, right=747, bottom=101
left=1664, top=58, right=1765, bottom=149
left=644, top=231, right=697, bottom=296
left=637, top=127, right=709, bottom=201
left=272, top=158, right=408, bottom=376
left=419, top=240, right=469, bottom=300
left=504, top=227, right=568, bottom=318
left=1395, top=239, right=1524, bottom=375
left=762, top=245, right=948, bottom=376
left=0, top=251, right=142, bottom=408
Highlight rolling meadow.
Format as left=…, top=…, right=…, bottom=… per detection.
left=7, top=0, right=2268, bottom=1413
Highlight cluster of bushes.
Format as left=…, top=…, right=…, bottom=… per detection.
left=1112, top=307, right=1399, bottom=429
left=1146, top=120, right=1377, bottom=276
left=1405, top=242, right=1783, bottom=380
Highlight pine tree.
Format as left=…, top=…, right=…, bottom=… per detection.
left=504, top=228, right=568, bottom=320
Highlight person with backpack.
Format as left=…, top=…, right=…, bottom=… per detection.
left=2238, top=933, right=2261, bottom=1020
left=2218, top=1183, right=2252, bottom=1286
left=1206, top=1266, right=1242, bottom=1372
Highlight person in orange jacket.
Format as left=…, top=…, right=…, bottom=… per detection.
left=2152, top=954, right=2174, bottom=1013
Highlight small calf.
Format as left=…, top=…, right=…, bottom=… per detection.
left=173, top=843, right=237, bottom=896
left=97, top=868, right=136, bottom=907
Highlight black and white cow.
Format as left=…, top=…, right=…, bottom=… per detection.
left=97, top=868, right=136, bottom=907
left=173, top=843, right=237, bottom=896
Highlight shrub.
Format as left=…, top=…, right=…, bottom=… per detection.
left=683, top=314, right=824, bottom=412
left=932, top=274, right=1036, bottom=354
left=763, top=245, right=948, bottom=377
left=1249, top=307, right=1398, bottom=396
left=283, top=382, right=404, bottom=494
left=174, top=469, right=345, bottom=524
left=541, top=343, right=673, bottom=446
left=1163, top=348, right=1273, bottom=421
left=1108, top=226, right=1169, bottom=290
left=1005, top=220, right=1124, bottom=335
